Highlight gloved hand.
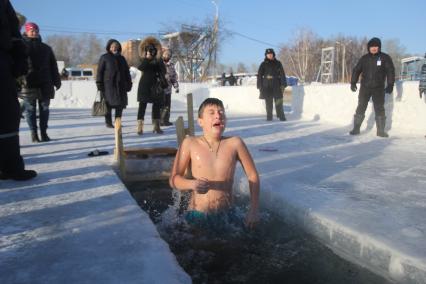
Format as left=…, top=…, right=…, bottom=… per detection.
left=420, top=90, right=424, bottom=99
left=350, top=84, right=357, bottom=92
left=385, top=85, right=393, bottom=94
left=175, top=88, right=179, bottom=94
left=55, top=82, right=61, bottom=91
left=96, top=83, right=104, bottom=92
left=281, top=85, right=286, bottom=93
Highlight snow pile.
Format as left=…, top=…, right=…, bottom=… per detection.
left=292, top=81, right=426, bottom=136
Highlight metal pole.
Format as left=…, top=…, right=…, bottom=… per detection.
left=342, top=44, right=346, bottom=83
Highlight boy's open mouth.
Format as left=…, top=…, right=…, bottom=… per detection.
left=213, top=122, right=222, bottom=127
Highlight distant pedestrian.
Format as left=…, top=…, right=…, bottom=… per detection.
left=257, top=48, right=287, bottom=121
left=96, top=39, right=132, bottom=128
left=419, top=53, right=426, bottom=99
left=221, top=72, right=226, bottom=86
left=159, top=48, right=179, bottom=126
left=350, top=37, right=395, bottom=138
left=22, top=22, right=61, bottom=142
left=60, top=67, right=69, bottom=80
left=136, top=37, right=167, bottom=135
left=228, top=72, right=236, bottom=86
left=0, top=0, right=37, bottom=180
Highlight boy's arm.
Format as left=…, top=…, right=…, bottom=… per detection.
left=235, top=137, right=260, bottom=228
left=169, top=138, right=208, bottom=192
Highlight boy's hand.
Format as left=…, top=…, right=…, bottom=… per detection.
left=192, top=177, right=209, bottom=194
left=245, top=208, right=259, bottom=229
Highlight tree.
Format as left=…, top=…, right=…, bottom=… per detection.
left=236, top=62, right=248, bottom=73
left=46, top=34, right=105, bottom=67
left=278, top=28, right=321, bottom=83
left=382, top=38, right=409, bottom=79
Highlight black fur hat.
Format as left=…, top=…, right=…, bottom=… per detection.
left=367, top=37, right=381, bottom=49
left=265, top=48, right=275, bottom=56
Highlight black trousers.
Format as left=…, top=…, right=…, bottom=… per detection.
left=105, top=104, right=123, bottom=125
left=355, top=87, right=385, bottom=117
left=264, top=95, right=284, bottom=120
left=0, top=51, right=25, bottom=174
left=138, top=102, right=161, bottom=120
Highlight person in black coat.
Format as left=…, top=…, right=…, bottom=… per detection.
left=257, top=48, right=287, bottom=121
left=228, top=72, right=237, bottom=86
left=22, top=22, right=61, bottom=142
left=350, top=37, right=395, bottom=137
left=96, top=39, right=132, bottom=128
left=0, top=0, right=36, bottom=180
left=136, top=36, right=167, bottom=135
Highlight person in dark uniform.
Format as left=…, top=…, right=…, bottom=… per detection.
left=0, top=0, right=37, bottom=180
left=96, top=39, right=132, bottom=128
left=350, top=37, right=395, bottom=138
left=257, top=48, right=287, bottom=121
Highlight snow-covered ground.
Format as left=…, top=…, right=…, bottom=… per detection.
left=1, top=81, right=426, bottom=283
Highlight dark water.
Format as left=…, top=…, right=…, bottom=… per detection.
left=126, top=181, right=391, bottom=284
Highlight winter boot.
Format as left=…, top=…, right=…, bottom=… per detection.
left=153, top=119, right=164, bottom=134
left=0, top=169, right=37, bottom=181
left=137, top=120, right=144, bottom=135
left=31, top=131, right=41, bottom=143
left=105, top=115, right=114, bottom=128
left=375, top=116, right=389, bottom=138
left=161, top=107, right=173, bottom=126
left=349, top=114, right=365, bottom=135
left=279, top=113, right=287, bottom=121
left=40, top=130, right=50, bottom=142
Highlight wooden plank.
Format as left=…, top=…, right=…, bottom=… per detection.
left=175, top=116, right=186, bottom=147
left=114, top=117, right=126, bottom=180
left=123, top=147, right=177, bottom=155
left=122, top=173, right=171, bottom=182
left=187, top=92, right=195, bottom=136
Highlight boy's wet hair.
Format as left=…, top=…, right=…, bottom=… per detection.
left=198, top=98, right=224, bottom=118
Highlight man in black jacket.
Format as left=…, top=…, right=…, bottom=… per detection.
left=0, top=0, right=37, bottom=180
left=350, top=37, right=395, bottom=137
left=257, top=48, right=287, bottom=121
left=22, top=22, right=61, bottom=142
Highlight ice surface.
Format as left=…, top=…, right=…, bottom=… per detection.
left=2, top=80, right=426, bottom=283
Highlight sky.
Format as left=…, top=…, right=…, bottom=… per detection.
left=12, top=0, right=426, bottom=68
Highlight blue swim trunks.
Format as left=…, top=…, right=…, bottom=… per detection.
left=184, top=208, right=243, bottom=232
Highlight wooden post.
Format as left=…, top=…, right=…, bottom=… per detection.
left=187, top=93, right=195, bottom=136
left=175, top=116, right=186, bottom=147
left=114, top=117, right=126, bottom=179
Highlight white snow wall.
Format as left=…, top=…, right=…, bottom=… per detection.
left=51, top=80, right=425, bottom=135
left=292, top=81, right=426, bottom=136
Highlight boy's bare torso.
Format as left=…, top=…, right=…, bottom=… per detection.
left=187, top=136, right=239, bottom=212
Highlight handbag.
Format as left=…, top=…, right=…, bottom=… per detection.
left=150, top=74, right=166, bottom=105
left=91, top=91, right=108, bottom=116
left=18, top=87, right=42, bottom=100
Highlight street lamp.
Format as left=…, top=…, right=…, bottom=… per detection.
left=211, top=0, right=219, bottom=78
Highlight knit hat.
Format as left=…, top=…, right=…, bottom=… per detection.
left=25, top=22, right=39, bottom=33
